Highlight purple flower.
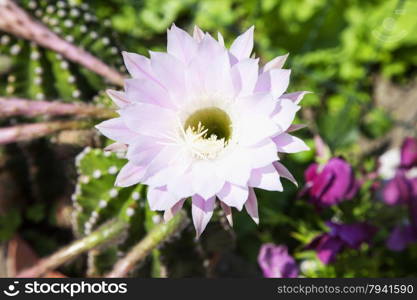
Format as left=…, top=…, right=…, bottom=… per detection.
left=401, top=137, right=417, bottom=169
left=384, top=177, right=417, bottom=251
left=303, top=158, right=358, bottom=207
left=386, top=225, right=417, bottom=251
left=382, top=172, right=413, bottom=206
left=307, top=222, right=377, bottom=264
left=258, top=244, right=299, bottom=278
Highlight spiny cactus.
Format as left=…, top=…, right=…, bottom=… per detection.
left=73, top=147, right=148, bottom=275
left=0, top=0, right=123, bottom=102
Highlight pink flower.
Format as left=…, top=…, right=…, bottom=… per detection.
left=96, top=25, right=309, bottom=236
left=303, top=158, right=358, bottom=207
left=400, top=137, right=417, bottom=170
left=258, top=244, right=298, bottom=278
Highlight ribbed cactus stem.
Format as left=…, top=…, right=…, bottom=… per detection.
left=0, top=119, right=93, bottom=145
left=0, top=97, right=117, bottom=118
left=107, top=211, right=188, bottom=278
left=17, top=218, right=128, bottom=278
left=0, top=0, right=125, bottom=86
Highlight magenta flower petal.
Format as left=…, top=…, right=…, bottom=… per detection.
left=96, top=25, right=308, bottom=236
left=258, top=244, right=298, bottom=278
left=382, top=172, right=412, bottom=206
left=304, top=158, right=358, bottom=207
left=400, top=137, right=417, bottom=169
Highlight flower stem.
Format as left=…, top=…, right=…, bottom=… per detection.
left=0, top=120, right=93, bottom=145
left=107, top=211, right=188, bottom=278
left=17, top=218, right=128, bottom=277
left=0, top=0, right=124, bottom=86
left=0, top=97, right=117, bottom=118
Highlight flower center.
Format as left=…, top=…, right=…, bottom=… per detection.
left=184, top=107, right=232, bottom=141
left=182, top=107, right=233, bottom=160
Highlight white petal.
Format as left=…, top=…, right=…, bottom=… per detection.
left=287, top=124, right=307, bottom=133
left=215, top=149, right=252, bottom=186
left=122, top=51, right=158, bottom=82
left=125, top=78, right=173, bottom=108
left=273, top=133, right=310, bottom=153
left=273, top=161, right=297, bottom=187
left=193, top=25, right=205, bottom=42
left=280, top=91, right=310, bottom=104
left=191, top=161, right=225, bottom=199
left=263, top=53, right=289, bottom=72
left=119, top=103, right=176, bottom=138
left=167, top=24, right=198, bottom=63
left=104, top=142, right=127, bottom=152
left=217, top=182, right=248, bottom=211
left=255, top=69, right=291, bottom=98
left=248, top=164, right=283, bottom=191
left=147, top=186, right=180, bottom=211
left=115, top=162, right=145, bottom=187
left=95, top=118, right=136, bottom=143
left=217, top=32, right=225, bottom=47
left=231, top=58, right=259, bottom=96
left=230, top=26, right=254, bottom=60
left=192, top=195, right=215, bottom=238
left=245, top=188, right=259, bottom=224
left=247, top=139, right=279, bottom=168
left=106, top=89, right=130, bottom=108
left=271, top=99, right=300, bottom=132
left=167, top=172, right=194, bottom=199
left=237, top=114, right=279, bottom=146
left=150, top=51, right=186, bottom=102
left=163, top=199, right=185, bottom=222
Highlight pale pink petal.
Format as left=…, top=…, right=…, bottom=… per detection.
left=217, top=32, right=225, bottom=47
left=115, top=162, right=146, bottom=187
left=271, top=99, right=300, bottom=131
left=167, top=24, right=198, bottom=63
left=125, top=78, right=173, bottom=108
left=193, top=25, right=205, bottom=42
left=273, top=133, right=310, bottom=153
left=220, top=201, right=233, bottom=226
left=122, top=51, right=159, bottom=83
left=104, top=142, right=127, bottom=152
left=215, top=150, right=252, bottom=186
left=119, top=103, right=176, bottom=138
left=280, top=91, right=310, bottom=104
left=230, top=26, right=254, bottom=60
left=255, top=69, right=291, bottom=98
left=95, top=118, right=137, bottom=143
left=287, top=124, right=307, bottom=133
left=217, top=182, right=248, bottom=211
left=238, top=114, right=279, bottom=146
left=106, top=89, right=130, bottom=108
left=167, top=172, right=194, bottom=199
left=236, top=93, right=276, bottom=118
left=191, top=161, right=225, bottom=199
left=231, top=58, right=259, bottom=96
left=247, top=139, right=279, bottom=168
left=273, top=161, right=297, bottom=187
left=147, top=186, right=180, bottom=211
left=263, top=53, right=289, bottom=72
left=142, top=145, right=184, bottom=182
left=150, top=51, right=186, bottom=101
left=245, top=188, right=259, bottom=224
left=249, top=165, right=283, bottom=191
left=163, top=199, right=185, bottom=222
left=192, top=195, right=215, bottom=238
